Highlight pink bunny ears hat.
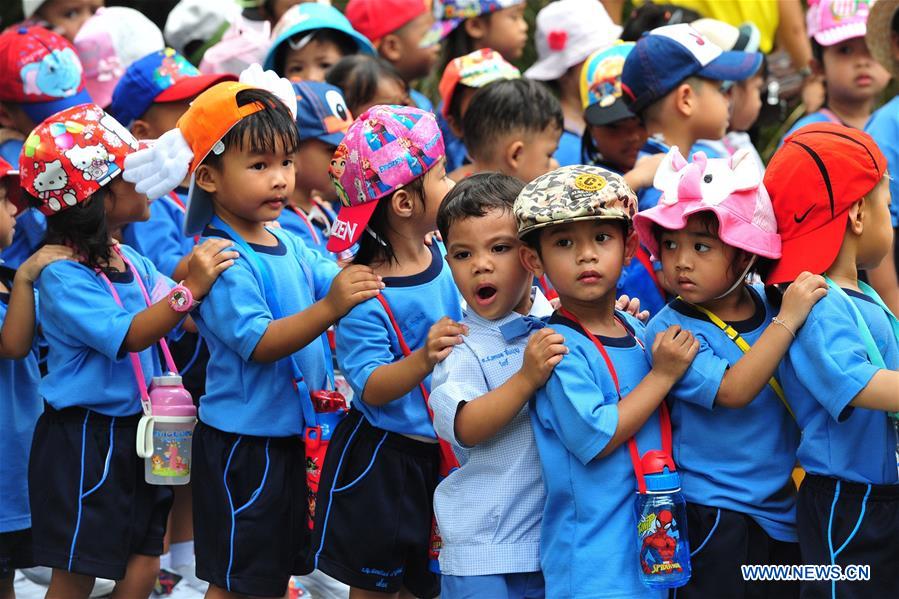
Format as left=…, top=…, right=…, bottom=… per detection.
left=633, top=147, right=782, bottom=260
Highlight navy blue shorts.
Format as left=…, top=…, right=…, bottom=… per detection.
left=28, top=405, right=172, bottom=580
left=797, top=474, right=899, bottom=599
left=310, top=409, right=441, bottom=598
left=192, top=421, right=309, bottom=598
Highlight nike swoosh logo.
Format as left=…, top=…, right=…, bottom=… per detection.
left=794, top=206, right=813, bottom=223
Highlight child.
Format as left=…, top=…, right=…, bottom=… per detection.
left=18, top=103, right=232, bottom=599
left=438, top=48, right=520, bottom=172
left=345, top=0, right=442, bottom=112
left=311, top=105, right=462, bottom=599
left=326, top=54, right=414, bottom=117
left=21, top=0, right=102, bottom=42
left=621, top=23, right=762, bottom=211
left=515, top=164, right=698, bottom=598
left=635, top=148, right=828, bottom=597
left=0, top=26, right=91, bottom=268
left=429, top=172, right=566, bottom=598
left=437, top=0, right=528, bottom=72
left=278, top=80, right=352, bottom=259
left=764, top=123, right=899, bottom=598
left=264, top=3, right=376, bottom=81
left=0, top=158, right=73, bottom=599
left=525, top=0, right=623, bottom=167
left=454, top=78, right=562, bottom=183
left=783, top=0, right=890, bottom=136
left=123, top=78, right=383, bottom=599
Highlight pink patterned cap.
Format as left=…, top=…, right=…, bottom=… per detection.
left=633, top=147, right=781, bottom=260
left=807, top=0, right=873, bottom=46
left=327, top=105, right=445, bottom=253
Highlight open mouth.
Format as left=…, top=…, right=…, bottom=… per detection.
left=474, top=283, right=498, bottom=305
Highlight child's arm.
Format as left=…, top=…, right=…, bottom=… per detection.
left=596, top=325, right=698, bottom=459
left=850, top=371, right=899, bottom=412
left=0, top=245, right=74, bottom=359
left=249, top=264, right=383, bottom=362
left=715, top=273, right=827, bottom=408
left=362, top=316, right=468, bottom=407
left=122, top=238, right=236, bottom=351
left=453, top=328, right=567, bottom=447
left=623, top=153, right=665, bottom=192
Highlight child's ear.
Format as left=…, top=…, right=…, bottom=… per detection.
left=674, top=83, right=695, bottom=118
left=623, top=228, right=639, bottom=265
left=130, top=119, right=152, bottom=141
left=519, top=244, right=544, bottom=277
left=464, top=16, right=489, bottom=42
left=194, top=164, right=217, bottom=194
left=506, top=140, right=525, bottom=173
left=390, top=187, right=416, bottom=219
left=847, top=198, right=866, bottom=236
left=378, top=33, right=402, bottom=63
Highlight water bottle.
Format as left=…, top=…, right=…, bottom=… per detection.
left=635, top=450, right=691, bottom=589
left=136, top=374, right=197, bottom=485
left=304, top=391, right=348, bottom=528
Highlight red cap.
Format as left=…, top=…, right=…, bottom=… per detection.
left=764, top=122, right=887, bottom=284
left=0, top=156, right=24, bottom=216
left=345, top=0, right=428, bottom=43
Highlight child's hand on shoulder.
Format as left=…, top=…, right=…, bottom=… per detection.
left=650, top=325, right=699, bottom=382
left=183, top=238, right=239, bottom=299
left=519, top=327, right=567, bottom=390
left=616, top=294, right=650, bottom=322
left=325, top=264, right=384, bottom=317
left=777, top=271, right=828, bottom=333
left=424, top=317, right=468, bottom=367
left=16, top=244, right=76, bottom=284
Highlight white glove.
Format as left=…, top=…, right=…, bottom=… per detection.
left=123, top=128, right=194, bottom=200
left=239, top=63, right=297, bottom=120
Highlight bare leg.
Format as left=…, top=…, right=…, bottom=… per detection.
left=349, top=587, right=399, bottom=599
left=110, top=555, right=158, bottom=599
left=170, top=484, right=194, bottom=545
left=45, top=569, right=94, bottom=599
left=0, top=574, right=14, bottom=599
left=204, top=582, right=290, bottom=599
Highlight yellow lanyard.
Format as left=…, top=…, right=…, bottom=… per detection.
left=682, top=300, right=797, bottom=422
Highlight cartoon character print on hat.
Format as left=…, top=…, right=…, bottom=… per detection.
left=18, top=39, right=83, bottom=100
left=437, top=0, right=522, bottom=19
left=21, top=104, right=139, bottom=215
left=587, top=53, right=627, bottom=108
left=330, top=144, right=350, bottom=205
left=154, top=47, right=200, bottom=88
left=515, top=165, right=638, bottom=237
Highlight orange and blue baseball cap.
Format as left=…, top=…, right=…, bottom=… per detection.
left=0, top=26, right=92, bottom=125
left=438, top=48, right=520, bottom=119
left=764, top=122, right=887, bottom=284
left=108, top=48, right=235, bottom=128
left=294, top=81, right=353, bottom=148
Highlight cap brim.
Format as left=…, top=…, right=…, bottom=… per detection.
left=584, top=99, right=634, bottom=127
left=698, top=50, right=763, bottom=83
left=814, top=24, right=866, bottom=47
left=316, top=131, right=346, bottom=148
left=326, top=200, right=378, bottom=253
left=765, top=214, right=846, bottom=285
left=20, top=89, right=93, bottom=126
left=2, top=171, right=25, bottom=216
left=156, top=73, right=237, bottom=104
left=184, top=174, right=215, bottom=237
left=264, top=26, right=377, bottom=70
left=524, top=56, right=568, bottom=81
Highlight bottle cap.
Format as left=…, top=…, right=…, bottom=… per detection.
left=641, top=449, right=681, bottom=492
left=152, top=374, right=183, bottom=386
left=645, top=469, right=681, bottom=493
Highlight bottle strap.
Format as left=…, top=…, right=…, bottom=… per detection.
left=166, top=191, right=186, bottom=212
left=679, top=298, right=797, bottom=422
left=207, top=216, right=319, bottom=426
left=96, top=245, right=179, bottom=416
left=824, top=278, right=888, bottom=369
left=557, top=308, right=671, bottom=494
left=374, top=294, right=460, bottom=473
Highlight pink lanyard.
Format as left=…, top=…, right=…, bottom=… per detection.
left=96, top=245, right=178, bottom=415
left=289, top=206, right=321, bottom=246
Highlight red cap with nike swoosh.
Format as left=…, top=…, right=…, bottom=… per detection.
left=764, top=122, right=886, bottom=284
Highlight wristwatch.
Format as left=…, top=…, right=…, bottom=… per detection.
left=168, top=282, right=197, bottom=313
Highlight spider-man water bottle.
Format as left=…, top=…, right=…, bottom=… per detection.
left=634, top=450, right=691, bottom=589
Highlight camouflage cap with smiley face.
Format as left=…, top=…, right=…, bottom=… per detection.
left=514, top=164, right=637, bottom=238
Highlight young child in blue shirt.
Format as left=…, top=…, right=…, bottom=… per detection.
left=311, top=105, right=461, bottom=599
left=123, top=77, right=383, bottom=599
left=429, top=173, right=566, bottom=599
left=515, top=165, right=699, bottom=598
left=18, top=103, right=234, bottom=599
left=0, top=158, right=73, bottom=599
left=635, top=147, right=828, bottom=598
left=764, top=123, right=899, bottom=599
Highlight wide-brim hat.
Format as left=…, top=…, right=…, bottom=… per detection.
left=867, top=0, right=899, bottom=76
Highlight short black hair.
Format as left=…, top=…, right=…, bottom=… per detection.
left=32, top=188, right=112, bottom=273
left=462, top=79, right=563, bottom=161
left=274, top=28, right=359, bottom=76
left=201, top=88, right=299, bottom=169
left=621, top=3, right=700, bottom=41
left=351, top=176, right=426, bottom=267
left=436, top=172, right=525, bottom=241
left=326, top=54, right=408, bottom=117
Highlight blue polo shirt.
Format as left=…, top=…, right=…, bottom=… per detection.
left=277, top=202, right=337, bottom=261
left=2, top=209, right=46, bottom=269
left=122, top=189, right=193, bottom=278
left=554, top=128, right=582, bottom=167
left=37, top=245, right=172, bottom=416
left=531, top=311, right=664, bottom=599
left=336, top=243, right=463, bottom=438
left=866, top=96, right=899, bottom=227
left=0, top=265, right=42, bottom=533
left=646, top=286, right=800, bottom=542
left=195, top=226, right=339, bottom=437
left=778, top=288, right=898, bottom=485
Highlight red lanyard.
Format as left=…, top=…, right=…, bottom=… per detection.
left=166, top=191, right=186, bottom=211
left=557, top=308, right=672, bottom=494
left=289, top=206, right=321, bottom=246
left=635, top=245, right=666, bottom=300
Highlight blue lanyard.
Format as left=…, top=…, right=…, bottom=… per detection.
left=208, top=215, right=319, bottom=427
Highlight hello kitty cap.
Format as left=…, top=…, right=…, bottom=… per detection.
left=633, top=147, right=782, bottom=260
left=19, top=103, right=139, bottom=215
left=326, top=104, right=445, bottom=253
